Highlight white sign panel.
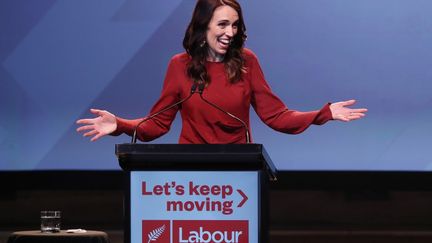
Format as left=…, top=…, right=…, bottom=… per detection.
left=130, top=171, right=259, bottom=243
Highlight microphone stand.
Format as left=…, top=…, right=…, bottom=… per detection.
left=131, top=83, right=197, bottom=144
left=197, top=83, right=251, bottom=144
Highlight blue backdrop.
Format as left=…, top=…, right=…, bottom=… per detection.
left=1, top=0, right=431, bottom=171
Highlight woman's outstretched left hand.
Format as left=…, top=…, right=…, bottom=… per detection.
left=330, top=99, right=367, bottom=122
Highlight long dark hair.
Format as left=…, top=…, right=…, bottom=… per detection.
left=183, top=0, right=247, bottom=84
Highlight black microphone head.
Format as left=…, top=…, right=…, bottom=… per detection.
left=198, top=82, right=205, bottom=94
left=190, top=83, right=197, bottom=94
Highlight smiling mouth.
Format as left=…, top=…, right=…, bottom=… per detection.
left=218, top=38, right=231, bottom=48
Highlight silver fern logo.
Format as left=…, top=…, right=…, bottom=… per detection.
left=147, top=224, right=166, bottom=243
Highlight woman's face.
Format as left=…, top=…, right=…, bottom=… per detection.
left=206, top=5, right=239, bottom=61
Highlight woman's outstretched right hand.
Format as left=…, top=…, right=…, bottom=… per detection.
left=76, top=109, right=117, bottom=141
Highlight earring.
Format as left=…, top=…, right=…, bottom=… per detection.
left=200, top=40, right=206, bottom=48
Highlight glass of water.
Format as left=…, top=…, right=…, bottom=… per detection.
left=40, top=211, right=61, bottom=233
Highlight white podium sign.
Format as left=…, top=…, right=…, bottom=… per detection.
left=130, top=171, right=259, bottom=243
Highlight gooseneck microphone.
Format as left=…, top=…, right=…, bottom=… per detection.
left=131, top=83, right=198, bottom=144
left=197, top=83, right=251, bottom=144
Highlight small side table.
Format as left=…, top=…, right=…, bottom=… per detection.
left=7, top=230, right=110, bottom=243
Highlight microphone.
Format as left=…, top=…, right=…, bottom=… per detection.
left=197, top=83, right=251, bottom=144
left=131, top=83, right=198, bottom=144
left=198, top=83, right=276, bottom=179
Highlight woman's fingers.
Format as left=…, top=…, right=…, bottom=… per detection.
left=347, top=115, right=362, bottom=120
left=75, top=108, right=115, bottom=142
left=341, top=99, right=356, bottom=107
left=76, top=118, right=95, bottom=125
left=345, top=112, right=367, bottom=121
left=330, top=99, right=368, bottom=122
left=337, top=114, right=350, bottom=122
left=76, top=125, right=94, bottom=132
left=349, top=112, right=366, bottom=117
left=91, top=133, right=106, bottom=142
left=352, top=108, right=368, bottom=113
left=90, top=108, right=105, bottom=116
left=83, top=130, right=98, bottom=137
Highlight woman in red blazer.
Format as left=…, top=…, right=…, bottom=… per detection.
left=76, top=0, right=367, bottom=144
